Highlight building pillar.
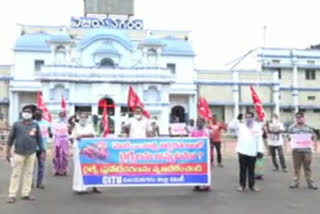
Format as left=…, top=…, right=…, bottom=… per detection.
left=292, top=49, right=299, bottom=113
left=91, top=104, right=98, bottom=116
left=232, top=71, right=240, bottom=118
left=161, top=105, right=170, bottom=135
left=66, top=46, right=71, bottom=65
left=188, top=94, right=196, bottom=121
left=9, top=92, right=19, bottom=124
left=273, top=70, right=280, bottom=116
left=114, top=105, right=121, bottom=136
left=50, top=45, right=55, bottom=65
left=68, top=104, right=75, bottom=116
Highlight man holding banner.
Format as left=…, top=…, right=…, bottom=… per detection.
left=72, top=112, right=101, bottom=193
left=288, top=112, right=318, bottom=190
left=122, top=107, right=152, bottom=138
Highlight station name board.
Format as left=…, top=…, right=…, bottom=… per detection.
left=71, top=16, right=143, bottom=30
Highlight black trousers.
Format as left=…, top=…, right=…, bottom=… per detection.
left=238, top=153, right=256, bottom=188
left=211, top=141, right=222, bottom=164
left=269, top=146, right=287, bottom=170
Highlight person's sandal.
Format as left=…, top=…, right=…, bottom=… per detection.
left=21, top=195, right=36, bottom=200
left=36, top=184, right=46, bottom=189
left=237, top=187, right=245, bottom=192
left=7, top=197, right=16, bottom=204
left=249, top=187, right=260, bottom=192
left=289, top=183, right=299, bottom=189
left=193, top=186, right=200, bottom=192
left=92, top=187, right=102, bottom=194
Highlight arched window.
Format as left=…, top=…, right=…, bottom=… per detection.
left=170, top=106, right=186, bottom=123
left=147, top=48, right=157, bottom=65
left=55, top=45, right=66, bottom=65
left=147, top=48, right=157, bottom=56
left=100, top=58, right=115, bottom=68
left=144, top=86, right=160, bottom=102
left=53, top=84, right=65, bottom=100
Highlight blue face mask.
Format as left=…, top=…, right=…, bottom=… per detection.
left=246, top=118, right=254, bottom=127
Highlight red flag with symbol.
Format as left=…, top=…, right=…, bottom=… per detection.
left=250, top=85, right=265, bottom=121
left=197, top=96, right=212, bottom=121
left=61, top=95, right=67, bottom=115
left=36, top=92, right=52, bottom=123
left=101, top=106, right=109, bottom=137
left=127, top=86, right=151, bottom=119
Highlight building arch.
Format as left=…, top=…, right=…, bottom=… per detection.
left=98, top=96, right=115, bottom=134
left=100, top=58, right=115, bottom=68
left=170, top=105, right=186, bottom=123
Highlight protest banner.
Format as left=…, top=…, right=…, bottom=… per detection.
left=290, top=133, right=313, bottom=149
left=77, top=137, right=210, bottom=187
left=169, top=123, right=188, bottom=136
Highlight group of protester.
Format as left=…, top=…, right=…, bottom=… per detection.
left=4, top=105, right=318, bottom=204
left=229, top=111, right=318, bottom=192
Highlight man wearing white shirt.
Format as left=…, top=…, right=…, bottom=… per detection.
left=229, top=112, right=264, bottom=192
left=266, top=114, right=287, bottom=172
left=123, top=107, right=151, bottom=138
left=72, top=112, right=101, bottom=194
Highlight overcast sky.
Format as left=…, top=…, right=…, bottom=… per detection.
left=1, top=0, right=320, bottom=69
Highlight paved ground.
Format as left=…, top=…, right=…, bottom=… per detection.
left=0, top=153, right=319, bottom=214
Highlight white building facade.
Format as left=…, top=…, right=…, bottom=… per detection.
left=198, top=47, right=320, bottom=130
left=259, top=47, right=320, bottom=128
left=10, top=25, right=198, bottom=135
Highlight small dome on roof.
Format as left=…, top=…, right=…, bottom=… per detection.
left=15, top=32, right=50, bottom=52
left=162, top=37, right=194, bottom=56
left=79, top=28, right=133, bottom=51
left=94, top=43, right=121, bottom=56
left=49, top=31, right=72, bottom=43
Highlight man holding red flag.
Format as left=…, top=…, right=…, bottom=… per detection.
left=123, top=107, right=152, bottom=138
left=127, top=86, right=151, bottom=119
left=249, top=85, right=267, bottom=179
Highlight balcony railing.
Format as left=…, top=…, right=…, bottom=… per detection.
left=37, top=65, right=174, bottom=83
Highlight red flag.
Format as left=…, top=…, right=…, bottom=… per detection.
left=61, top=95, right=67, bottom=115
left=101, top=106, right=109, bottom=137
left=36, top=92, right=52, bottom=122
left=250, top=85, right=265, bottom=121
left=127, top=86, right=151, bottom=119
left=197, top=96, right=212, bottom=121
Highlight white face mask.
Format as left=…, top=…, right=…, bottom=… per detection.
left=79, top=118, right=87, bottom=126
left=272, top=118, right=278, bottom=124
left=22, top=112, right=32, bottom=120
left=135, top=115, right=142, bottom=120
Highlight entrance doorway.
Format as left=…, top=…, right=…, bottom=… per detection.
left=98, top=97, right=115, bottom=134
left=170, top=105, right=186, bottom=123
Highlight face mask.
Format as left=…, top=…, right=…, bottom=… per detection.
left=246, top=118, right=254, bottom=127
left=197, top=123, right=204, bottom=130
left=272, top=118, right=278, bottom=124
left=59, top=117, right=65, bottom=122
left=135, top=115, right=142, bottom=120
left=79, top=119, right=87, bottom=126
left=22, top=112, right=32, bottom=120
